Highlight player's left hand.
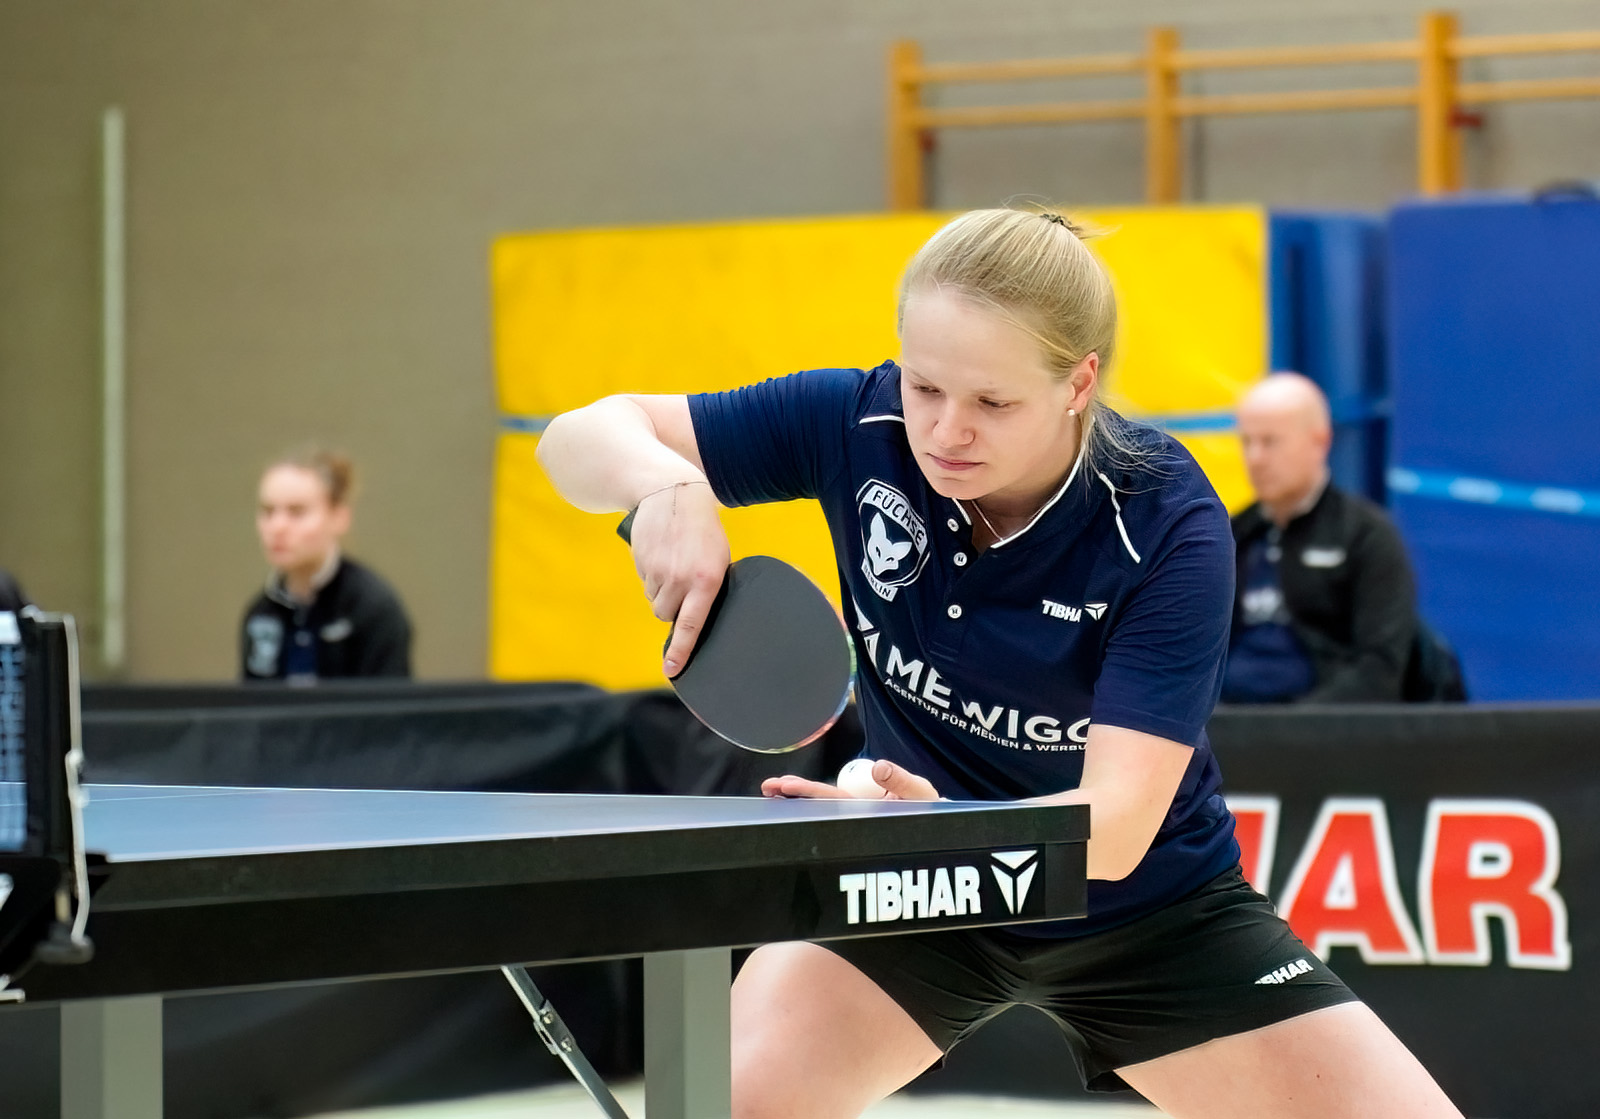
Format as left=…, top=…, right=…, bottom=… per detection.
left=761, top=760, right=940, bottom=801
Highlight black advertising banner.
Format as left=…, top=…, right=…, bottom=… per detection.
left=2, top=687, right=1596, bottom=1117
left=1207, top=704, right=1600, bottom=1119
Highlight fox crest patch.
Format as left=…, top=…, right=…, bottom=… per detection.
left=867, top=514, right=913, bottom=575
left=857, top=481, right=929, bottom=601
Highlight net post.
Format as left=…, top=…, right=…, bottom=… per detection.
left=19, top=611, right=95, bottom=968
left=22, top=613, right=75, bottom=865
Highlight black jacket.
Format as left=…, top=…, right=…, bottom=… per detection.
left=1231, top=485, right=1417, bottom=702
left=0, top=569, right=28, bottom=614
left=240, top=557, right=412, bottom=681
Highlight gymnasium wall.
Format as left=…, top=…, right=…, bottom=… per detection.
left=1, top=0, right=1598, bottom=681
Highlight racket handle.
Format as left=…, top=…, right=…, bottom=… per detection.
left=618, top=481, right=712, bottom=544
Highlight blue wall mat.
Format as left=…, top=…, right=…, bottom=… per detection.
left=1388, top=192, right=1600, bottom=701
left=1269, top=213, right=1388, bottom=502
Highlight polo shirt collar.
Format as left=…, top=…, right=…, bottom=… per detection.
left=264, top=549, right=342, bottom=607
left=948, top=438, right=1092, bottom=550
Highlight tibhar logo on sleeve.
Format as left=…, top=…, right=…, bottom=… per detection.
left=857, top=481, right=929, bottom=601
left=838, top=849, right=1041, bottom=925
left=1041, top=599, right=1108, bottom=623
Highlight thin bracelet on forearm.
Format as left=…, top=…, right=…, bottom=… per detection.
left=633, top=479, right=709, bottom=516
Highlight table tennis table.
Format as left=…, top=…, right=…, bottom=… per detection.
left=5, top=782, right=1089, bottom=1119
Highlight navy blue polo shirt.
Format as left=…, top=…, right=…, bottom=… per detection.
left=1222, top=528, right=1317, bottom=703
left=689, top=362, right=1239, bottom=935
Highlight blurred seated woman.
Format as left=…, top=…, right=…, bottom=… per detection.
left=241, top=447, right=412, bottom=682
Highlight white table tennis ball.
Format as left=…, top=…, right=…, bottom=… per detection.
left=837, top=758, right=887, bottom=800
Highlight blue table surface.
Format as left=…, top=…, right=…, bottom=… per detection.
left=64, top=784, right=1031, bottom=863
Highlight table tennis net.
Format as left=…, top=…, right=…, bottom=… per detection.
left=0, top=611, right=94, bottom=990
left=0, top=612, right=76, bottom=859
left=1, top=613, right=24, bottom=852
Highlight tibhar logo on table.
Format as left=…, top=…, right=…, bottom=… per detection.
left=839, top=849, right=1040, bottom=925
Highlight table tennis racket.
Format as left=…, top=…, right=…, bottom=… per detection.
left=618, top=510, right=853, bottom=753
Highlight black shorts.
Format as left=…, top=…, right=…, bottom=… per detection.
left=820, top=865, right=1358, bottom=1092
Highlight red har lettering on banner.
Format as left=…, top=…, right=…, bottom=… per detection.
left=1224, top=795, right=1571, bottom=972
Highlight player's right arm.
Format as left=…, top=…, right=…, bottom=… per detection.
left=538, top=394, right=730, bottom=675
left=538, top=395, right=704, bottom=511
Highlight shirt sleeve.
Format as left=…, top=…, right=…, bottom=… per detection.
left=1091, top=500, right=1235, bottom=747
left=687, top=368, right=868, bottom=507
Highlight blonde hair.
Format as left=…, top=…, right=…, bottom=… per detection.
left=266, top=445, right=356, bottom=507
left=898, top=207, right=1149, bottom=469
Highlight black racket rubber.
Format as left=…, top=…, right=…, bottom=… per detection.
left=617, top=512, right=852, bottom=753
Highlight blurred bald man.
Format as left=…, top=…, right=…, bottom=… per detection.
left=1222, top=373, right=1419, bottom=703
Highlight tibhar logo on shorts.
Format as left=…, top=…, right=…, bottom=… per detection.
left=991, top=849, right=1040, bottom=914
left=857, top=481, right=929, bottom=602
left=839, top=865, right=983, bottom=925
left=0, top=873, right=12, bottom=915
left=1255, top=958, right=1314, bottom=985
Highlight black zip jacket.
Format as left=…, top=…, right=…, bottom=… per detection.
left=240, top=557, right=412, bottom=681
left=0, top=569, right=27, bottom=613
left=1231, top=485, right=1417, bottom=702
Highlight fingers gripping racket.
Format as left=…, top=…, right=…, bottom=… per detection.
left=618, top=511, right=853, bottom=753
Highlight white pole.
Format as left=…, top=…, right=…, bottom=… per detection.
left=101, top=107, right=126, bottom=673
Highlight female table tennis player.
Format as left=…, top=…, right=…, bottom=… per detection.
left=537, top=208, right=1461, bottom=1119
left=241, top=446, right=412, bottom=682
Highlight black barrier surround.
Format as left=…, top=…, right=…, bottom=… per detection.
left=0, top=685, right=1595, bottom=1118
